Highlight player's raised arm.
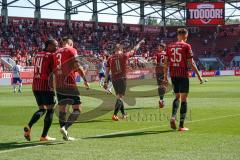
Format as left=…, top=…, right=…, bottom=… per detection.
left=129, top=39, right=145, bottom=56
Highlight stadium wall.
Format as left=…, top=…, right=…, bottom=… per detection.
left=0, top=70, right=240, bottom=86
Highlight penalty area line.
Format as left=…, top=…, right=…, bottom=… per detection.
left=0, top=145, right=44, bottom=154
left=0, top=141, right=64, bottom=154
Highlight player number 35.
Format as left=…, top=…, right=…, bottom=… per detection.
left=170, top=48, right=182, bottom=63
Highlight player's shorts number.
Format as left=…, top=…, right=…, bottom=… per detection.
left=171, top=48, right=182, bottom=63
left=35, top=57, right=43, bottom=74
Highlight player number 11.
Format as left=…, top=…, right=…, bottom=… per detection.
left=115, top=59, right=121, bottom=72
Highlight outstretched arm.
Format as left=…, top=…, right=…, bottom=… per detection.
left=129, top=39, right=145, bottom=56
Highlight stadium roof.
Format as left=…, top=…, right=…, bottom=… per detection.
left=1, top=0, right=240, bottom=25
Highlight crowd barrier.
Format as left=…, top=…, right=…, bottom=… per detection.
left=0, top=69, right=239, bottom=86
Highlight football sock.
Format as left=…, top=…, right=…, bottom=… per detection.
left=13, top=84, right=16, bottom=92
left=59, top=112, right=67, bottom=128
left=172, top=98, right=180, bottom=118
left=108, top=82, right=113, bottom=91
left=28, top=109, right=46, bottom=128
left=158, top=86, right=164, bottom=100
left=160, top=95, right=164, bottom=100
left=99, top=78, right=104, bottom=86
left=19, top=83, right=22, bottom=91
left=179, top=102, right=187, bottom=128
left=119, top=100, right=125, bottom=115
left=65, top=109, right=80, bottom=130
left=114, top=99, right=122, bottom=115
left=101, top=78, right=105, bottom=86
left=42, top=109, right=54, bottom=137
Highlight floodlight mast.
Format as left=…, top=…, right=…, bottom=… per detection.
left=1, top=0, right=8, bottom=28
left=34, top=0, right=41, bottom=28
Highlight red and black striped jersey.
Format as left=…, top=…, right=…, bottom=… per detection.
left=52, top=47, right=80, bottom=94
left=166, top=41, right=193, bottom=78
left=107, top=52, right=131, bottom=80
left=32, top=51, right=53, bottom=91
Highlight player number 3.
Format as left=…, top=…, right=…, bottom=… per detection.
left=56, top=53, right=62, bottom=69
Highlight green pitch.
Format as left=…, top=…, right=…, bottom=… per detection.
left=0, top=76, right=240, bottom=160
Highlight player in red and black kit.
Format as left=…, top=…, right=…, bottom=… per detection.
left=24, top=39, right=58, bottom=141
left=164, top=28, right=203, bottom=131
left=104, top=40, right=145, bottom=121
left=53, top=37, right=89, bottom=141
left=155, top=43, right=166, bottom=108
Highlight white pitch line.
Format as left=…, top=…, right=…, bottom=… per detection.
left=0, top=145, right=44, bottom=154
left=89, top=113, right=240, bottom=138
left=0, top=142, right=64, bottom=154
left=1, top=113, right=240, bottom=154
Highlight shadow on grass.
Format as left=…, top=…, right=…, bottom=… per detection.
left=84, top=129, right=174, bottom=139
left=52, top=119, right=112, bottom=125
left=0, top=141, right=64, bottom=151
left=125, top=107, right=155, bottom=111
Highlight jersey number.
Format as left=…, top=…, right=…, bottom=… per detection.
left=160, top=55, right=165, bottom=64
left=170, top=48, right=182, bottom=63
left=35, top=57, right=43, bottom=74
left=115, top=59, right=121, bottom=72
left=56, top=53, right=62, bottom=69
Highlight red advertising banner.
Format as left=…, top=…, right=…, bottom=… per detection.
left=188, top=71, right=196, bottom=77
left=202, top=70, right=216, bottom=77
left=144, top=26, right=161, bottom=33
left=0, top=72, right=34, bottom=84
left=127, top=69, right=152, bottom=79
left=187, top=2, right=225, bottom=25
left=235, top=70, right=240, bottom=76
left=0, top=72, right=12, bottom=78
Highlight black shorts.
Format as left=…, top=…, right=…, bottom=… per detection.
left=33, top=91, right=55, bottom=106
left=107, top=75, right=112, bottom=82
left=57, top=93, right=81, bottom=105
left=112, top=78, right=127, bottom=96
left=13, top=77, right=22, bottom=84
left=156, top=73, right=164, bottom=85
left=99, top=73, right=105, bottom=79
left=171, top=77, right=189, bottom=93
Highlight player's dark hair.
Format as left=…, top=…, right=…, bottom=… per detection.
left=62, top=36, right=73, bottom=43
left=177, top=28, right=188, bottom=35
left=15, top=60, right=19, bottom=64
left=44, top=39, right=56, bottom=51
